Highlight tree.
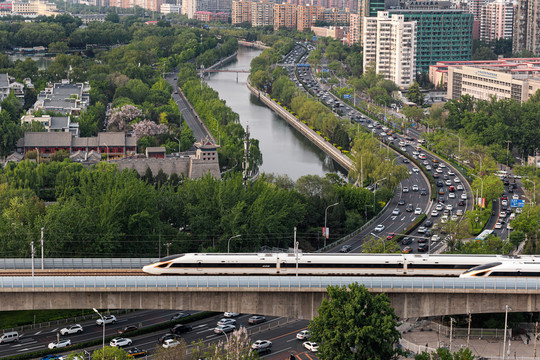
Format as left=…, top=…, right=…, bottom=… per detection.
left=92, top=346, right=129, bottom=360
left=415, top=347, right=475, bottom=360
left=310, top=282, right=402, bottom=360
left=362, top=235, right=400, bottom=253
left=472, top=46, right=497, bottom=60
left=471, top=175, right=503, bottom=204
left=406, top=81, right=424, bottom=105
left=207, top=326, right=257, bottom=359
left=105, top=12, right=120, bottom=23
left=0, top=109, right=22, bottom=157
left=509, top=230, right=525, bottom=248
left=153, top=339, right=188, bottom=360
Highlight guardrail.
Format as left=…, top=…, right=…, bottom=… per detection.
left=0, top=276, right=538, bottom=291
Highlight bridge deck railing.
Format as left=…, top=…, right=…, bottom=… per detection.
left=0, top=276, right=538, bottom=291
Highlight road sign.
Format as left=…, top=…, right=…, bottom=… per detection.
left=343, top=94, right=351, bottom=99
left=510, top=199, right=525, bottom=208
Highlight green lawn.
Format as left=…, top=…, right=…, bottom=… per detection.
left=0, top=309, right=94, bottom=329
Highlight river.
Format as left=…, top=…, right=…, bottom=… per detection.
left=205, top=46, right=345, bottom=181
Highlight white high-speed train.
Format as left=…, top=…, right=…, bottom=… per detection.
left=459, top=261, right=540, bottom=277
left=142, top=253, right=540, bottom=277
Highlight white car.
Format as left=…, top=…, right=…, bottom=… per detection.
left=461, top=194, right=467, bottom=200
left=392, top=208, right=400, bottom=215
left=412, top=167, right=419, bottom=173
left=439, top=163, right=446, bottom=168
left=296, top=330, right=311, bottom=340
left=454, top=177, right=461, bottom=183
left=446, top=204, right=453, bottom=211
left=449, top=192, right=456, bottom=198
left=251, top=340, right=272, bottom=350
left=431, top=209, right=439, bottom=217
left=402, top=187, right=409, bottom=193
left=500, top=211, right=507, bottom=218
left=457, top=184, right=464, bottom=191
left=450, top=215, right=458, bottom=221
left=417, top=227, right=426, bottom=233
left=507, top=223, right=513, bottom=230
left=214, top=324, right=236, bottom=334
left=163, top=339, right=180, bottom=349
left=436, top=168, right=443, bottom=173
left=456, top=209, right=463, bottom=216
left=431, top=235, right=440, bottom=242
left=374, top=224, right=385, bottom=232
left=415, top=208, right=422, bottom=215
left=436, top=203, right=444, bottom=211
left=512, top=194, right=519, bottom=200
left=217, top=318, right=236, bottom=326
left=48, top=339, right=71, bottom=349
left=501, top=200, right=508, bottom=207
left=447, top=170, right=455, bottom=175
left=224, top=312, right=240, bottom=318
left=303, top=341, right=319, bottom=352
left=110, top=338, right=132, bottom=347
left=96, top=315, right=117, bottom=326
left=412, top=185, right=419, bottom=191
left=441, top=215, right=449, bottom=223
left=60, top=324, right=83, bottom=335
left=426, top=165, right=432, bottom=170
left=495, top=222, right=503, bottom=229
left=445, top=180, right=452, bottom=186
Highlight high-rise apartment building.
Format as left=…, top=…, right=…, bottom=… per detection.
left=363, top=12, right=417, bottom=87
left=390, top=8, right=473, bottom=73
left=252, top=1, right=274, bottom=26
left=183, top=0, right=209, bottom=18
left=232, top=0, right=252, bottom=24
left=348, top=12, right=361, bottom=45
left=297, top=5, right=324, bottom=31
left=480, top=0, right=513, bottom=41
left=274, top=3, right=297, bottom=30
left=513, top=0, right=540, bottom=55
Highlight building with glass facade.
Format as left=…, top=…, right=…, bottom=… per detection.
left=389, top=9, right=473, bottom=73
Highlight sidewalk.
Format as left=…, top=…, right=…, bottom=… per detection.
left=401, top=322, right=539, bottom=359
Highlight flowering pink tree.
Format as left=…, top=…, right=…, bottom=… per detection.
left=132, top=119, right=169, bottom=138
left=108, top=105, right=143, bottom=131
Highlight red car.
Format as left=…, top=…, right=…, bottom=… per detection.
left=386, top=233, right=395, bottom=240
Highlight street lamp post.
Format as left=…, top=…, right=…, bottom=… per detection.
left=227, top=234, right=241, bottom=253
left=93, top=308, right=106, bottom=360
left=523, top=178, right=537, bottom=205
left=324, top=202, right=339, bottom=247
left=373, top=178, right=387, bottom=211
left=471, top=151, right=482, bottom=171
left=174, top=136, right=181, bottom=154
left=470, top=173, right=484, bottom=208
left=503, top=305, right=512, bottom=360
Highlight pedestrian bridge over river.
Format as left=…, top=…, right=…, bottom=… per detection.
left=0, top=276, right=538, bottom=320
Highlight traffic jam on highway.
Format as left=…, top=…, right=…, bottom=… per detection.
left=279, top=42, right=520, bottom=255
left=4, top=310, right=318, bottom=360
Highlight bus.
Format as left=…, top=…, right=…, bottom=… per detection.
left=475, top=229, right=494, bottom=241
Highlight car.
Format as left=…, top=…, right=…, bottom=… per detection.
left=214, top=324, right=236, bottom=334
left=96, top=315, right=117, bottom=326
left=224, top=312, right=240, bottom=318
left=437, top=181, right=444, bottom=187
left=171, top=324, right=192, bottom=334
left=118, top=325, right=139, bottom=335
left=420, top=188, right=427, bottom=196
left=252, top=340, right=272, bottom=350
left=458, top=199, right=465, bottom=206
left=386, top=233, right=395, bottom=240
left=171, top=312, right=189, bottom=320
left=513, top=195, right=520, bottom=202
left=392, top=208, right=400, bottom=216
left=426, top=165, right=432, bottom=170
left=162, top=339, right=180, bottom=349
left=417, top=226, right=427, bottom=233
left=339, top=245, right=352, bottom=253
left=441, top=215, right=449, bottom=223
left=248, top=316, right=267, bottom=325
left=60, top=324, right=83, bottom=336
left=406, top=204, right=414, bottom=212
left=398, top=199, right=405, bottom=206
left=374, top=224, right=385, bottom=232
left=417, top=244, right=428, bottom=252
left=303, top=341, right=319, bottom=352
left=217, top=318, right=236, bottom=326
left=158, top=333, right=177, bottom=344
left=431, top=209, right=439, bottom=217
left=500, top=211, right=507, bottom=218
left=48, top=339, right=72, bottom=349
left=501, top=194, right=508, bottom=200
left=435, top=203, right=443, bottom=211
left=501, top=200, right=508, bottom=207
left=433, top=173, right=439, bottom=178
left=445, top=180, right=452, bottom=186
left=495, top=222, right=503, bottom=229
left=415, top=208, right=422, bottom=215
left=436, top=168, right=443, bottom=173
left=424, top=220, right=433, bottom=228
left=450, top=215, right=458, bottom=221
left=439, top=163, right=446, bottom=168
left=457, top=184, right=464, bottom=191
left=461, top=194, right=467, bottom=200
left=41, top=356, right=62, bottom=360
left=438, top=188, right=445, bottom=195
left=431, top=235, right=440, bottom=242
left=446, top=204, right=453, bottom=211
left=401, top=237, right=412, bottom=245
left=507, top=223, right=513, bottom=230
left=401, top=246, right=413, bottom=254
left=403, top=158, right=409, bottom=163
left=127, top=348, right=148, bottom=358
left=412, top=185, right=419, bottom=191
left=402, top=187, right=409, bottom=193
left=423, top=160, right=429, bottom=165
left=449, top=186, right=455, bottom=192
left=412, top=167, right=419, bottom=173
left=110, top=338, right=132, bottom=347
left=296, top=330, right=311, bottom=340
left=447, top=170, right=454, bottom=175
left=453, top=177, right=460, bottom=183
left=449, top=192, right=455, bottom=199
left=439, top=197, right=446, bottom=203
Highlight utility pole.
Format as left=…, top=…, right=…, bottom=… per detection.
left=534, top=322, right=538, bottom=359
left=31, top=241, right=35, bottom=277
left=294, top=227, right=299, bottom=277
left=166, top=242, right=171, bottom=257
left=242, top=126, right=251, bottom=190
left=40, top=227, right=44, bottom=270
left=449, top=317, right=455, bottom=352
left=505, top=140, right=512, bottom=168
left=467, top=313, right=471, bottom=349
